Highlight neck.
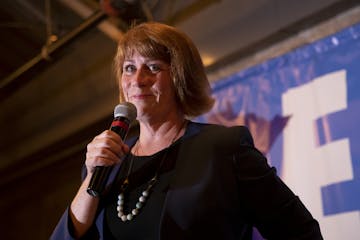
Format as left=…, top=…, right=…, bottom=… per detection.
left=134, top=118, right=187, bottom=156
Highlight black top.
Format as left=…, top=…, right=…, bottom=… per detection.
left=104, top=139, right=181, bottom=240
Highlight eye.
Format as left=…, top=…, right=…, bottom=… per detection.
left=123, top=64, right=136, bottom=74
left=147, top=64, right=161, bottom=73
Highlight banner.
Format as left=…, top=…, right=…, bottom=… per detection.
left=198, top=22, right=360, bottom=239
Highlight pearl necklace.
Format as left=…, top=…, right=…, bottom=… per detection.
left=116, top=120, right=187, bottom=222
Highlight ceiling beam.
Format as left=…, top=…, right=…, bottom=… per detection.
left=0, top=10, right=107, bottom=102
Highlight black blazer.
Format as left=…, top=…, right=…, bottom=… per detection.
left=51, top=122, right=322, bottom=240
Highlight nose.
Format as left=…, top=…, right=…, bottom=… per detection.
left=132, top=66, right=151, bottom=87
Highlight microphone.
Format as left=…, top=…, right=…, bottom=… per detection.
left=87, top=102, right=137, bottom=197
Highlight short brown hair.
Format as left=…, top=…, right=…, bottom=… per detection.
left=113, top=22, right=214, bottom=118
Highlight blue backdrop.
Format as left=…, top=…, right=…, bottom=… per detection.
left=198, top=21, right=360, bottom=239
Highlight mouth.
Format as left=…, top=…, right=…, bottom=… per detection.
left=130, top=93, right=153, bottom=100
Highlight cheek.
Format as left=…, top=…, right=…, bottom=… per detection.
left=158, top=72, right=173, bottom=91
left=120, top=76, right=129, bottom=90
left=119, top=78, right=128, bottom=99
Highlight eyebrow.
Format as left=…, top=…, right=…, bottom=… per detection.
left=123, top=59, right=167, bottom=64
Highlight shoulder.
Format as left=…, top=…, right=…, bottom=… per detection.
left=185, top=121, right=254, bottom=148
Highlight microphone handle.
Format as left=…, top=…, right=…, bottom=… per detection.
left=87, top=117, right=130, bottom=197
left=87, top=166, right=113, bottom=197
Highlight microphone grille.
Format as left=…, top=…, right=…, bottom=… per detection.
left=114, top=102, right=137, bottom=122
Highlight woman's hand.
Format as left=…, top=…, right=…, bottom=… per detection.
left=85, top=130, right=130, bottom=175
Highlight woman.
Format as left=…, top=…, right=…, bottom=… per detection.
left=51, top=22, right=323, bottom=239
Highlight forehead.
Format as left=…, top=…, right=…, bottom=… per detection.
left=122, top=41, right=170, bottom=63
left=123, top=51, right=170, bottom=66
left=123, top=55, right=167, bottom=66
left=124, top=51, right=152, bottom=61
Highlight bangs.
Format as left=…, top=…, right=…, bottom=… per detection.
left=123, top=35, right=171, bottom=63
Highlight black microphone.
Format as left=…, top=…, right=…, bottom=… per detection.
left=87, top=102, right=137, bottom=197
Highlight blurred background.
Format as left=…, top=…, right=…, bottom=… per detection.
left=0, top=0, right=359, bottom=239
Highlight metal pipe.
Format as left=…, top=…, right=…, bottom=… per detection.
left=0, top=10, right=107, bottom=100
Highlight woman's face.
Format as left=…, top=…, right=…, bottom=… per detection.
left=120, top=51, right=178, bottom=121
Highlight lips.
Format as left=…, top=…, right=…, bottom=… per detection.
left=130, top=93, right=153, bottom=100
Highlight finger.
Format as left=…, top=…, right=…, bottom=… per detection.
left=92, top=131, right=128, bottom=158
left=86, top=145, right=121, bottom=163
